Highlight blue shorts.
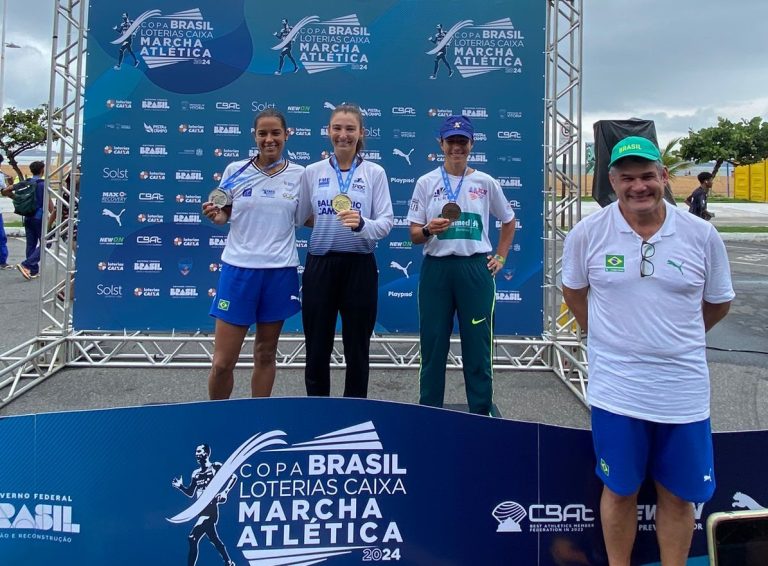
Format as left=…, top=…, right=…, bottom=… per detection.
left=209, top=264, right=301, bottom=327
left=591, top=406, right=715, bottom=503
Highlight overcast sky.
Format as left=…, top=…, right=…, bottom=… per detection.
left=1, top=0, right=766, bottom=149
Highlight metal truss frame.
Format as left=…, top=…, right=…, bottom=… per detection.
left=0, top=0, right=587, bottom=410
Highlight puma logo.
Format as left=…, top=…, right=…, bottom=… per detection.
left=102, top=208, right=126, bottom=226
left=323, top=101, right=336, bottom=110
left=390, top=260, right=412, bottom=278
left=393, top=148, right=415, bottom=166
left=666, top=259, right=684, bottom=275
left=732, top=492, right=763, bottom=511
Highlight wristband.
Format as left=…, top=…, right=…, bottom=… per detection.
left=421, top=225, right=432, bottom=238
left=493, top=254, right=505, bottom=265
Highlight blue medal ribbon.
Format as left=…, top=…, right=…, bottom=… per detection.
left=440, top=165, right=467, bottom=203
left=331, top=154, right=360, bottom=196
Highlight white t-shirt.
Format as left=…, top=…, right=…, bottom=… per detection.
left=562, top=201, right=735, bottom=423
left=407, top=167, right=515, bottom=257
left=218, top=159, right=304, bottom=268
left=297, top=158, right=394, bottom=255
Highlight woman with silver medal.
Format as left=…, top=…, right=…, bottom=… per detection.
left=407, top=115, right=516, bottom=415
left=297, top=104, right=394, bottom=398
left=202, top=108, right=305, bottom=399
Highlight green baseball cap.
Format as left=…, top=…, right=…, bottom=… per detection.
left=609, top=136, right=661, bottom=167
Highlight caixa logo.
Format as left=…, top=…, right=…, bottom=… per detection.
left=137, top=235, right=163, bottom=246
left=493, top=501, right=594, bottom=534
left=96, top=284, right=123, bottom=298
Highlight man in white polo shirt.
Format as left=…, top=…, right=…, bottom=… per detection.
left=562, top=136, right=734, bottom=565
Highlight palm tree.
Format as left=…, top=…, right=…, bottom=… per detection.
left=661, top=137, right=694, bottom=179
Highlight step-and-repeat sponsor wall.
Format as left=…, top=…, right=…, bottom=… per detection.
left=1, top=399, right=766, bottom=565
left=76, top=0, right=545, bottom=333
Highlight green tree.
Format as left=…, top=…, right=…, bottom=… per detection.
left=0, top=105, right=50, bottom=180
left=679, top=117, right=768, bottom=177
left=660, top=137, right=693, bottom=179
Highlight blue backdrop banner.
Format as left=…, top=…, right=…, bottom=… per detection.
left=1, top=399, right=765, bottom=565
left=76, top=0, right=545, bottom=333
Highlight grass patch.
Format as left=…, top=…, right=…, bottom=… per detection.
left=716, top=226, right=768, bottom=233
left=4, top=221, right=21, bottom=228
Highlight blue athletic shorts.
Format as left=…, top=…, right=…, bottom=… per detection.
left=591, top=406, right=715, bottom=503
left=209, top=263, right=301, bottom=326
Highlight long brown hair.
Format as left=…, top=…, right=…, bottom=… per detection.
left=329, top=103, right=365, bottom=154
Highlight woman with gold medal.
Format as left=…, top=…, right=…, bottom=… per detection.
left=407, top=115, right=516, bottom=415
left=297, top=104, right=394, bottom=398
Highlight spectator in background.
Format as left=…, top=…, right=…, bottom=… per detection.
left=1, top=160, right=45, bottom=279
left=685, top=172, right=714, bottom=220
left=0, top=158, right=11, bottom=269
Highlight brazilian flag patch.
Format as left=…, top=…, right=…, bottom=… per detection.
left=604, top=254, right=624, bottom=272
left=217, top=299, right=230, bottom=311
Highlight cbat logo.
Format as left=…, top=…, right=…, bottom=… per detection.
left=216, top=101, right=240, bottom=111
left=493, top=500, right=595, bottom=534
left=605, top=255, right=625, bottom=272
left=139, top=192, right=164, bottom=202
left=392, top=106, right=416, bottom=116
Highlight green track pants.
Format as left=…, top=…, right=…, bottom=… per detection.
left=418, top=253, right=496, bottom=415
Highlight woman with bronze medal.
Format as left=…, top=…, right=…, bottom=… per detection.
left=297, top=104, right=394, bottom=398
left=202, top=108, right=305, bottom=399
left=407, top=115, right=516, bottom=415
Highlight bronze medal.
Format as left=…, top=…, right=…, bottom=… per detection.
left=332, top=193, right=353, bottom=213
left=208, top=188, right=232, bottom=208
left=441, top=202, right=462, bottom=221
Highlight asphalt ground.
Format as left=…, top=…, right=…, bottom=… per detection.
left=1, top=235, right=766, bottom=432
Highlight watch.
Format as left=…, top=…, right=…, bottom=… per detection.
left=421, top=225, right=432, bottom=238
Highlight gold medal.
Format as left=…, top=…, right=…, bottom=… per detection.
left=208, top=188, right=232, bottom=208
left=441, top=202, right=462, bottom=221
left=332, top=193, right=353, bottom=213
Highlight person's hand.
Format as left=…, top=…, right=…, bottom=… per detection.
left=486, top=254, right=505, bottom=276
left=217, top=492, right=228, bottom=504
left=202, top=202, right=227, bottom=225
left=337, top=209, right=361, bottom=229
left=426, top=217, right=452, bottom=235
left=171, top=476, right=182, bottom=488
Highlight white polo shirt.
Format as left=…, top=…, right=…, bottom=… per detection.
left=219, top=159, right=304, bottom=268
left=407, top=168, right=515, bottom=257
left=562, top=201, right=734, bottom=423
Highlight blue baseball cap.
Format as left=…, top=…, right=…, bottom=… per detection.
left=440, top=115, right=474, bottom=140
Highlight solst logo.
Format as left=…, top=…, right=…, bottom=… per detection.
left=96, top=284, right=123, bottom=298
left=251, top=101, right=277, bottom=112
left=102, top=167, right=129, bottom=181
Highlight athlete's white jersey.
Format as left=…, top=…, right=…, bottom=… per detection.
left=218, top=159, right=304, bottom=268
